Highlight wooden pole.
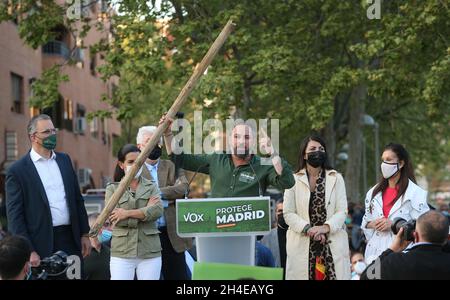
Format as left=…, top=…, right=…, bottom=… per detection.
left=89, top=19, right=236, bottom=237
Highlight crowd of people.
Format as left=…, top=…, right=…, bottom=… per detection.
left=1, top=113, right=450, bottom=280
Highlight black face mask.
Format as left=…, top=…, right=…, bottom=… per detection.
left=307, top=151, right=327, bottom=168
left=149, top=145, right=162, bottom=160
left=277, top=213, right=288, bottom=230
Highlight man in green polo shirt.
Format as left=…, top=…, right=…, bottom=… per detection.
left=160, top=118, right=295, bottom=198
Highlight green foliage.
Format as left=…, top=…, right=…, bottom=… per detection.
left=29, top=65, right=69, bottom=109
left=3, top=0, right=450, bottom=196
left=0, top=0, right=65, bottom=49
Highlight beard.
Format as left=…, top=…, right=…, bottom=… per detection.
left=233, top=145, right=250, bottom=159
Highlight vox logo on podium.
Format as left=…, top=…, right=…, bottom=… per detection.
left=183, top=212, right=205, bottom=223
left=176, top=197, right=271, bottom=237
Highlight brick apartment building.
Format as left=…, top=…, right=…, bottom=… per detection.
left=0, top=1, right=121, bottom=205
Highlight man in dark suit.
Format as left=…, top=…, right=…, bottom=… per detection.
left=361, top=210, right=450, bottom=280
left=5, top=114, right=91, bottom=271
left=137, top=126, right=191, bottom=280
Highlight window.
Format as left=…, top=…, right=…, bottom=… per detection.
left=28, top=77, right=36, bottom=96
left=7, top=2, right=19, bottom=25
left=90, top=53, right=97, bottom=76
left=53, top=25, right=71, bottom=50
left=90, top=0, right=98, bottom=14
left=41, top=97, right=63, bottom=129
left=101, top=119, right=107, bottom=145
left=79, top=0, right=90, bottom=18
left=100, top=0, right=108, bottom=13
left=40, top=96, right=73, bottom=132
left=29, top=107, right=40, bottom=118
left=90, top=117, right=99, bottom=139
left=28, top=78, right=40, bottom=119
left=5, top=131, right=18, bottom=162
left=11, top=73, right=23, bottom=114
left=63, top=98, right=73, bottom=132
left=75, top=104, right=86, bottom=135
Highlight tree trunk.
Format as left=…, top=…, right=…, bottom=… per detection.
left=322, top=120, right=336, bottom=167
left=126, top=118, right=132, bottom=143
left=345, top=84, right=366, bottom=203
left=231, top=44, right=251, bottom=120
left=241, top=78, right=252, bottom=119
left=235, top=78, right=251, bottom=119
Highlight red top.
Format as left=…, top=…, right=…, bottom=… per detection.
left=382, top=187, right=398, bottom=217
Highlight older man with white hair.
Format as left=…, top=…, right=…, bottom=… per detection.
left=136, top=126, right=190, bottom=280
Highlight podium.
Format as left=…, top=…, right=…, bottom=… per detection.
left=176, top=196, right=271, bottom=266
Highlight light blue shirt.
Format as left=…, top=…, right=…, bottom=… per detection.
left=403, top=241, right=434, bottom=253
left=145, top=160, right=169, bottom=228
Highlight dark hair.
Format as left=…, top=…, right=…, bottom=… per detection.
left=417, top=211, right=449, bottom=245
left=296, top=134, right=333, bottom=172
left=113, top=144, right=140, bottom=182
left=350, top=252, right=364, bottom=260
left=371, top=143, right=416, bottom=201
left=0, top=235, right=32, bottom=280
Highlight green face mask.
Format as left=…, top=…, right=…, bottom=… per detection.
left=41, top=134, right=57, bottom=150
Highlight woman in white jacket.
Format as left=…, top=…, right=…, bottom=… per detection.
left=362, top=143, right=429, bottom=265
left=284, top=135, right=350, bottom=280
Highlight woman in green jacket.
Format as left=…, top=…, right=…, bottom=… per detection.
left=107, top=144, right=163, bottom=280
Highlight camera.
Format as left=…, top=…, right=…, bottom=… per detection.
left=391, top=218, right=416, bottom=241
left=31, top=251, right=73, bottom=280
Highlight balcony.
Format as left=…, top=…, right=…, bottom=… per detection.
left=42, top=41, right=70, bottom=60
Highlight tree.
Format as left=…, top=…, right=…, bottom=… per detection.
left=2, top=0, right=449, bottom=202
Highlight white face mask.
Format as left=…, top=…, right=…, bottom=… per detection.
left=381, top=162, right=400, bottom=179
left=126, top=165, right=142, bottom=179
left=354, top=261, right=367, bottom=275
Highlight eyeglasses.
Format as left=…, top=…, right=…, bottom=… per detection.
left=36, top=128, right=58, bottom=135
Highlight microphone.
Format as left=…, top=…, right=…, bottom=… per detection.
left=248, top=157, right=263, bottom=197
left=184, top=163, right=209, bottom=199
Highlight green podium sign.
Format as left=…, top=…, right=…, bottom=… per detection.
left=176, top=197, right=271, bottom=237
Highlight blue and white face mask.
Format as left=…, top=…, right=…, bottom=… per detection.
left=98, top=229, right=112, bottom=243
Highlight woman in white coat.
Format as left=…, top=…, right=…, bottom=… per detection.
left=362, top=143, right=429, bottom=265
left=284, top=135, right=350, bottom=280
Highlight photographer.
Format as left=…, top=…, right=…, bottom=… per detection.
left=361, top=210, right=450, bottom=280
left=0, top=235, right=32, bottom=280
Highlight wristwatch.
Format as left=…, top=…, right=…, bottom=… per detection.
left=302, top=224, right=311, bottom=234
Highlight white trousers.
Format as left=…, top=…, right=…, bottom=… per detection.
left=110, top=256, right=162, bottom=280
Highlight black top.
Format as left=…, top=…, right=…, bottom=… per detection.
left=361, top=244, right=450, bottom=280
left=84, top=244, right=111, bottom=280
